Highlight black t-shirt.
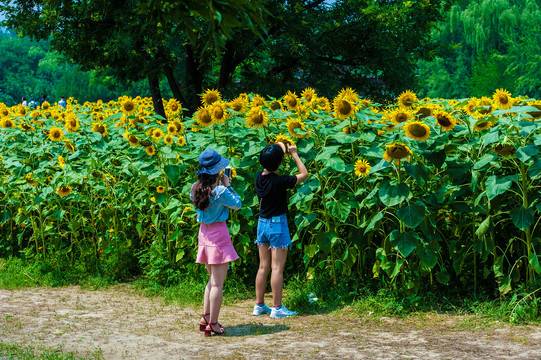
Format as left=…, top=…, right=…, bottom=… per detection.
left=255, top=171, right=297, bottom=218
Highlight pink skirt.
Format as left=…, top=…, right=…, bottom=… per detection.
left=196, top=221, right=239, bottom=264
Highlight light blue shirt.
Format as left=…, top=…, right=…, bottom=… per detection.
left=191, top=185, right=242, bottom=223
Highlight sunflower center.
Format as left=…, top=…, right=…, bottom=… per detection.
left=416, top=107, right=431, bottom=118
left=213, top=108, right=224, bottom=119
left=388, top=145, right=409, bottom=160
left=409, top=123, right=428, bottom=138
left=499, top=95, right=508, bottom=105
left=396, top=112, right=408, bottom=123
left=96, top=125, right=106, bottom=134
left=124, top=102, right=134, bottom=112
left=270, top=101, right=281, bottom=110
left=339, top=100, right=352, bottom=115
left=252, top=113, right=264, bottom=124
left=287, top=97, right=297, bottom=108
left=402, top=96, right=413, bottom=108
left=201, top=112, right=212, bottom=124
left=170, top=103, right=178, bottom=111
left=437, top=115, right=451, bottom=127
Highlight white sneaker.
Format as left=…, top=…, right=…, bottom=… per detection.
left=252, top=303, right=272, bottom=316
left=270, top=305, right=297, bottom=318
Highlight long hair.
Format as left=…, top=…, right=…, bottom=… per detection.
left=191, top=173, right=219, bottom=210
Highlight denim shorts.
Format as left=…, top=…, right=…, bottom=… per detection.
left=255, top=214, right=292, bottom=250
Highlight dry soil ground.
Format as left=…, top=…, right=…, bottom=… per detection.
left=0, top=285, right=540, bottom=360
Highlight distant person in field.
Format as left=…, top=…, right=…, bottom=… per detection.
left=21, top=96, right=27, bottom=106
left=253, top=142, right=309, bottom=318
left=58, top=96, right=67, bottom=108
left=190, top=148, right=242, bottom=336
left=29, top=99, right=37, bottom=109
left=40, top=95, right=47, bottom=107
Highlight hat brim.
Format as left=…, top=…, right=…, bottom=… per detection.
left=204, top=156, right=229, bottom=175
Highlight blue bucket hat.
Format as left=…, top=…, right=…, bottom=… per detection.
left=197, top=148, right=229, bottom=176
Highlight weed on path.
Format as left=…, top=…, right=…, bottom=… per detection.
left=0, top=286, right=540, bottom=359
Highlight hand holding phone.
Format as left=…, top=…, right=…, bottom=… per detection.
left=224, top=167, right=232, bottom=178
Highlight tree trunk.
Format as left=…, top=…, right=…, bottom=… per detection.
left=148, top=74, right=166, bottom=121
left=185, top=43, right=203, bottom=113
left=163, top=64, right=188, bottom=107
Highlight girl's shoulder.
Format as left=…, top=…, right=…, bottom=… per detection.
left=210, top=185, right=227, bottom=199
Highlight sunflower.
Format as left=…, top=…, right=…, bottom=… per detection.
left=383, top=143, right=413, bottom=163
left=333, top=96, right=359, bottom=120
left=463, top=98, right=478, bottom=115
left=164, top=134, right=174, bottom=146
left=41, top=101, right=50, bottom=110
left=0, top=106, right=9, bottom=117
left=20, top=122, right=34, bottom=132
left=301, top=87, right=317, bottom=102
left=274, top=133, right=295, bottom=147
left=433, top=110, right=457, bottom=131
left=65, top=114, right=80, bottom=132
left=473, top=117, right=493, bottom=131
left=25, top=173, right=36, bottom=186
left=493, top=88, right=514, bottom=110
left=404, top=121, right=430, bottom=141
left=201, top=89, right=221, bottom=106
left=268, top=100, right=283, bottom=111
left=250, top=94, right=266, bottom=108
left=526, top=101, right=541, bottom=119
left=57, top=185, right=72, bottom=197
left=58, top=155, right=65, bottom=168
left=283, top=91, right=299, bottom=111
left=172, top=120, right=184, bottom=134
left=415, top=105, right=434, bottom=119
left=210, top=101, right=228, bottom=124
left=125, top=133, right=139, bottom=147
left=195, top=106, right=213, bottom=127
left=245, top=106, right=268, bottom=128
left=494, top=143, right=516, bottom=156
left=152, top=128, right=165, bottom=141
left=287, top=118, right=310, bottom=139
left=65, top=140, right=75, bottom=153
left=386, top=108, right=414, bottom=125
left=157, top=185, right=166, bottom=193
left=177, top=136, right=186, bottom=146
left=121, top=98, right=137, bottom=114
left=49, top=126, right=64, bottom=141
left=167, top=123, right=178, bottom=134
left=354, top=159, right=371, bottom=178
left=228, top=97, right=249, bottom=113
left=92, top=122, right=108, bottom=137
left=167, top=98, right=181, bottom=114
left=337, top=87, right=359, bottom=104
left=145, top=145, right=156, bottom=156
left=476, top=97, right=493, bottom=115
left=315, top=97, right=332, bottom=113
left=17, top=105, right=26, bottom=116
left=397, top=90, right=418, bottom=109
left=1, top=118, right=14, bottom=129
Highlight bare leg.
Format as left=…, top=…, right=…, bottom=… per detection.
left=202, top=265, right=212, bottom=320
left=255, top=244, right=271, bottom=304
left=270, top=247, right=288, bottom=307
left=208, top=262, right=229, bottom=324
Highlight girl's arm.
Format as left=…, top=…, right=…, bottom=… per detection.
left=288, top=145, right=309, bottom=184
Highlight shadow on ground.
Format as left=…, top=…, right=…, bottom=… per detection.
left=225, top=323, right=290, bottom=337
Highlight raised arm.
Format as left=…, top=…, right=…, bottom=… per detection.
left=288, top=145, right=309, bottom=184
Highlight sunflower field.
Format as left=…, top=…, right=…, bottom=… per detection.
left=1, top=88, right=540, bottom=295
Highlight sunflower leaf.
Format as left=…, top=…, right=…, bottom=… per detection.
left=484, top=175, right=513, bottom=201
left=164, top=164, right=181, bottom=186
left=528, top=252, right=541, bottom=274
left=378, top=180, right=410, bottom=207
left=510, top=206, right=535, bottom=231
left=390, top=229, right=419, bottom=257
left=516, top=144, right=539, bottom=163
left=396, top=201, right=426, bottom=229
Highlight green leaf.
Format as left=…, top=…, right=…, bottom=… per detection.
left=484, top=175, right=513, bottom=201
left=417, top=244, right=437, bottom=269
left=516, top=144, right=539, bottom=163
left=390, top=230, right=419, bottom=257
left=473, top=153, right=497, bottom=170
left=164, top=164, right=181, bottom=186
left=436, top=268, right=450, bottom=285
left=378, top=180, right=410, bottom=207
left=327, top=199, right=350, bottom=222
left=363, top=211, right=383, bottom=234
left=396, top=201, right=426, bottom=228
left=327, top=154, right=346, bottom=172
left=528, top=158, right=541, bottom=180
left=510, top=206, right=534, bottom=231
left=498, top=276, right=512, bottom=295
left=315, top=231, right=337, bottom=254
left=316, top=146, right=340, bottom=161
left=528, top=252, right=541, bottom=274
left=475, top=217, right=491, bottom=238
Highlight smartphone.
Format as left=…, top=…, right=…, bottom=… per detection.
left=224, top=167, right=231, bottom=177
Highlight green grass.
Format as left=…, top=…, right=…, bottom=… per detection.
left=0, top=341, right=103, bottom=360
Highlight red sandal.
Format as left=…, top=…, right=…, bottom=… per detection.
left=200, top=314, right=222, bottom=331
left=204, top=322, right=226, bottom=336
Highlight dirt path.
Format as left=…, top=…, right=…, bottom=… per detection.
left=0, top=285, right=540, bottom=360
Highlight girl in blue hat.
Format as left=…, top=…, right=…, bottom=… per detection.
left=190, top=148, right=242, bottom=336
